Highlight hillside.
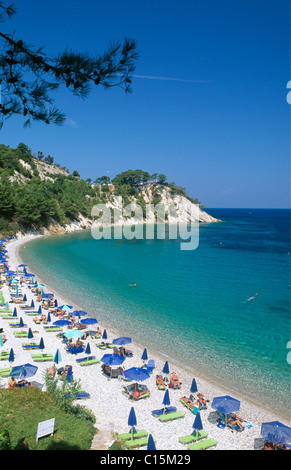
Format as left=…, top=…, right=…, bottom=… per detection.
left=0, top=143, right=219, bottom=236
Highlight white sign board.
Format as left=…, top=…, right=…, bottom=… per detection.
left=36, top=418, right=55, bottom=443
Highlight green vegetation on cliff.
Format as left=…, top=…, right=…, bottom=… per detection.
left=0, top=143, right=202, bottom=235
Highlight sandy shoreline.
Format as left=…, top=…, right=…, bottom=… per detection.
left=1, top=233, right=289, bottom=450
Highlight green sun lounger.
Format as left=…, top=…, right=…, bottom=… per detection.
left=31, top=354, right=54, bottom=362
left=0, top=353, right=10, bottom=361
left=79, top=358, right=100, bottom=366
left=124, top=436, right=154, bottom=449
left=188, top=438, right=217, bottom=450
left=179, top=430, right=208, bottom=444
left=0, top=367, right=12, bottom=377
left=22, top=343, right=39, bottom=349
left=0, top=314, right=14, bottom=319
left=13, top=331, right=29, bottom=338
left=43, top=327, right=62, bottom=332
left=116, top=430, right=148, bottom=442
left=158, top=411, right=185, bottom=422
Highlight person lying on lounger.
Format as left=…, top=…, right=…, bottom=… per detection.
left=226, top=413, right=245, bottom=430
left=197, top=393, right=208, bottom=409
left=169, top=372, right=181, bottom=389
left=156, top=374, right=166, bottom=389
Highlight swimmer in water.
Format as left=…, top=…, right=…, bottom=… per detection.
left=129, top=283, right=137, bottom=287
left=248, top=293, right=258, bottom=301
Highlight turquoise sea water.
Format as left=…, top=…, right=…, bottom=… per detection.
left=19, top=209, right=291, bottom=417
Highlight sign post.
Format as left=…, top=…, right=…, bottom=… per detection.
left=36, top=418, right=55, bottom=443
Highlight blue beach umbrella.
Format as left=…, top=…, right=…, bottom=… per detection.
left=193, top=412, right=203, bottom=434
left=128, top=407, right=137, bottom=433
left=9, top=348, right=14, bottom=363
left=163, top=389, right=171, bottom=407
left=10, top=363, right=38, bottom=379
left=113, top=336, right=131, bottom=346
left=190, top=378, right=198, bottom=394
left=72, top=310, right=87, bottom=317
left=39, top=337, right=45, bottom=350
left=211, top=395, right=240, bottom=415
left=54, top=349, right=62, bottom=364
left=147, top=434, right=156, bottom=450
left=23, top=294, right=27, bottom=302
left=19, top=317, right=24, bottom=327
left=67, top=367, right=73, bottom=383
left=85, top=343, right=91, bottom=354
left=54, top=299, right=58, bottom=307
left=13, top=307, right=17, bottom=317
left=30, top=299, right=35, bottom=308
left=162, top=361, right=169, bottom=375
left=123, top=367, right=150, bottom=382
left=28, top=328, right=33, bottom=339
left=81, top=318, right=98, bottom=325
left=46, top=311, right=51, bottom=323
left=101, top=354, right=125, bottom=366
left=102, top=329, right=108, bottom=340
left=37, top=306, right=42, bottom=314
left=261, top=421, right=291, bottom=446
left=141, top=348, right=148, bottom=361
left=53, top=319, right=71, bottom=326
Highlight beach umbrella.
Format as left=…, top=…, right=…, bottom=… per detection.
left=54, top=349, right=62, bottom=364
left=5, top=301, right=9, bottom=311
left=72, top=310, right=87, bottom=317
left=128, top=406, right=137, bottom=438
left=141, top=348, right=148, bottom=362
left=28, top=328, right=33, bottom=339
left=162, top=389, right=171, bottom=407
left=128, top=406, right=137, bottom=431
left=9, top=348, right=14, bottom=363
left=190, top=378, right=198, bottom=394
left=19, top=317, right=24, bottom=327
left=18, top=264, right=27, bottom=268
left=85, top=343, right=91, bottom=354
left=13, top=307, right=17, bottom=317
left=37, top=305, right=42, bottom=314
left=147, top=434, right=156, bottom=451
left=64, top=330, right=84, bottom=339
left=211, top=395, right=240, bottom=415
left=10, top=363, right=38, bottom=380
left=162, top=360, right=169, bottom=375
left=54, top=299, right=58, bottom=307
left=193, top=412, right=203, bottom=436
left=53, top=319, right=71, bottom=326
left=46, top=311, right=51, bottom=323
left=23, top=294, right=27, bottom=302
left=81, top=318, right=98, bottom=325
left=0, top=336, right=3, bottom=348
left=58, top=304, right=73, bottom=311
left=102, top=329, right=108, bottom=340
left=261, top=421, right=291, bottom=446
left=101, top=354, right=125, bottom=366
left=39, top=337, right=45, bottom=350
left=30, top=299, right=35, bottom=308
left=67, top=367, right=73, bottom=383
left=113, top=336, right=131, bottom=346
left=123, top=367, right=150, bottom=382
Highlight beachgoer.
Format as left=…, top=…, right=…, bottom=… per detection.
left=263, top=441, right=274, bottom=450
left=8, top=377, right=17, bottom=388
left=226, top=413, right=245, bottom=430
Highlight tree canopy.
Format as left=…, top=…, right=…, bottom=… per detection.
left=0, top=2, right=138, bottom=128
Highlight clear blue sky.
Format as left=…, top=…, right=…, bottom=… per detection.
left=1, top=0, right=290, bottom=208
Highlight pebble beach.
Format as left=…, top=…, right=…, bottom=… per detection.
left=0, top=234, right=289, bottom=451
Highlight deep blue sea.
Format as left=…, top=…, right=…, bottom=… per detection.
left=19, top=209, right=291, bottom=417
